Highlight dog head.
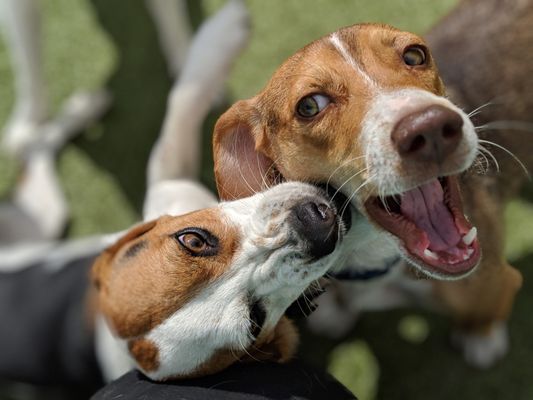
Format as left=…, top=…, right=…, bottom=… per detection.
left=213, top=23, right=480, bottom=280
left=92, top=182, right=347, bottom=381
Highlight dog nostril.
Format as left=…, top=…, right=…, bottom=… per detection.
left=292, top=200, right=338, bottom=260
left=409, top=135, right=426, bottom=153
left=296, top=202, right=333, bottom=224
left=442, top=121, right=461, bottom=140
left=391, top=105, right=464, bottom=162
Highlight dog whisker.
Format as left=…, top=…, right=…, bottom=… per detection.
left=478, top=139, right=530, bottom=178
left=325, top=155, right=366, bottom=192
left=330, top=167, right=368, bottom=202
left=339, top=174, right=376, bottom=223
left=472, top=151, right=490, bottom=175
left=475, top=120, right=533, bottom=133
left=468, top=101, right=494, bottom=118
left=477, top=145, right=500, bottom=172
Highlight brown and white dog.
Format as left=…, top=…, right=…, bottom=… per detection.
left=0, top=1, right=349, bottom=386
left=92, top=181, right=348, bottom=381
left=212, top=22, right=526, bottom=367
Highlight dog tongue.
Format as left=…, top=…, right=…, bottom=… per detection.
left=400, top=179, right=461, bottom=252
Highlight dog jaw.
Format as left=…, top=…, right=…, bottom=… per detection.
left=359, top=88, right=481, bottom=279
left=93, top=182, right=344, bottom=381
left=213, top=23, right=481, bottom=280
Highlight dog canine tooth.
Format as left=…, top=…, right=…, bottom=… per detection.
left=462, top=227, right=477, bottom=246
left=424, top=249, right=439, bottom=260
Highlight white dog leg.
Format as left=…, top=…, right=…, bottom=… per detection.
left=145, top=0, right=192, bottom=78
left=0, top=0, right=47, bottom=156
left=452, top=321, right=509, bottom=368
left=144, top=0, right=249, bottom=219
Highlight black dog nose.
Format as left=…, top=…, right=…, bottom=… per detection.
left=292, top=201, right=338, bottom=259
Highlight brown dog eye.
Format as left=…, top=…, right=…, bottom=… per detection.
left=175, top=228, right=219, bottom=257
left=179, top=233, right=206, bottom=253
left=296, top=94, right=330, bottom=118
left=403, top=46, right=426, bottom=66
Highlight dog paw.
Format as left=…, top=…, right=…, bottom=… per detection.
left=452, top=321, right=509, bottom=368
left=180, top=0, right=250, bottom=86
left=1, top=118, right=43, bottom=158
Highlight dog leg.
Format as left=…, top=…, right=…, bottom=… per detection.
left=144, top=0, right=249, bottom=219
left=145, top=0, right=192, bottom=78
left=0, top=0, right=47, bottom=156
left=432, top=176, right=522, bottom=368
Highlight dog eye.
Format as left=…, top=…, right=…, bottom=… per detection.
left=178, top=233, right=207, bottom=253
left=296, top=94, right=330, bottom=118
left=402, top=46, right=427, bottom=66
left=174, top=228, right=219, bottom=256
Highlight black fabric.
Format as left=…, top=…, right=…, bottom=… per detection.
left=0, top=254, right=103, bottom=389
left=92, top=361, right=357, bottom=400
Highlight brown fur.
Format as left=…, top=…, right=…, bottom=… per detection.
left=175, top=316, right=298, bottom=380
left=128, top=338, right=160, bottom=372
left=92, top=211, right=240, bottom=338
left=92, top=210, right=301, bottom=379
left=214, top=24, right=445, bottom=202
left=213, top=20, right=529, bottom=342
left=425, top=0, right=533, bottom=335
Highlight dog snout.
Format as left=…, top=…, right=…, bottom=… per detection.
left=292, top=200, right=338, bottom=259
left=391, top=105, right=463, bottom=163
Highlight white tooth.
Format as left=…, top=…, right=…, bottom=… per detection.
left=467, top=248, right=474, bottom=256
left=424, top=249, right=439, bottom=260
left=462, top=227, right=477, bottom=246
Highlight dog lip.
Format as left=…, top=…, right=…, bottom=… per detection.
left=364, top=175, right=479, bottom=276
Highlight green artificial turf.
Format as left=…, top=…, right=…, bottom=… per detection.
left=1, top=1, right=533, bottom=399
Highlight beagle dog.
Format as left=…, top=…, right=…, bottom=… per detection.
left=212, top=23, right=526, bottom=367
left=0, top=1, right=352, bottom=387
left=92, top=181, right=349, bottom=381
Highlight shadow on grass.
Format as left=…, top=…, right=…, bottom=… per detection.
left=299, top=252, right=533, bottom=400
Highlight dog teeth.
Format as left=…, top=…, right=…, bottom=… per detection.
left=462, top=227, right=477, bottom=246
left=463, top=248, right=475, bottom=261
left=424, top=249, right=439, bottom=260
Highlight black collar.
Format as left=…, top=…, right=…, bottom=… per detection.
left=331, top=256, right=401, bottom=281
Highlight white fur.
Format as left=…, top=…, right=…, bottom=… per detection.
left=452, top=321, right=509, bottom=369
left=101, top=182, right=345, bottom=381
left=360, top=88, right=478, bottom=195
left=329, top=32, right=377, bottom=89
left=146, top=0, right=250, bottom=188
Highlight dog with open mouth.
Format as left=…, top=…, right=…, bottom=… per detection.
left=212, top=22, right=525, bottom=367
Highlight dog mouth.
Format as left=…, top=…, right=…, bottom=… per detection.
left=364, top=176, right=480, bottom=278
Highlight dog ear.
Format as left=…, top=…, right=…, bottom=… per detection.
left=213, top=99, right=276, bottom=200
left=91, top=220, right=158, bottom=292
left=244, top=316, right=299, bottom=363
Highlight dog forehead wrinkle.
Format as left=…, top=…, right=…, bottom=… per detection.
left=329, top=32, right=377, bottom=89
left=122, top=240, right=148, bottom=260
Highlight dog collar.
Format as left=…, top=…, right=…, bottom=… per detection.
left=331, top=256, right=401, bottom=281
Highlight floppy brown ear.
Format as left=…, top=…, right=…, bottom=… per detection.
left=244, top=316, right=299, bottom=363
left=91, top=220, right=158, bottom=292
left=213, top=99, right=276, bottom=200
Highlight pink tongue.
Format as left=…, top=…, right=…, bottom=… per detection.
left=400, top=180, right=461, bottom=252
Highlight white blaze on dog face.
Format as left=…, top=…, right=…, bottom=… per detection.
left=92, top=182, right=345, bottom=381
left=213, top=23, right=481, bottom=280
